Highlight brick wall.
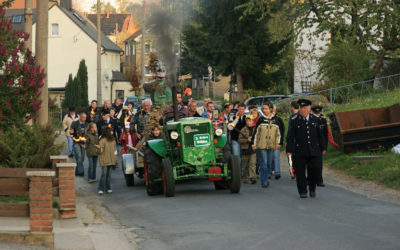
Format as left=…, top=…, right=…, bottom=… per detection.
left=27, top=171, right=55, bottom=233
left=56, top=163, right=77, bottom=218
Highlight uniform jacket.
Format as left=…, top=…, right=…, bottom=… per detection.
left=62, top=113, right=79, bottom=137
left=253, top=122, right=281, bottom=150
left=85, top=131, right=99, bottom=157
left=238, top=126, right=256, bottom=153
left=316, top=115, right=329, bottom=149
left=98, top=138, right=117, bottom=166
left=286, top=114, right=326, bottom=157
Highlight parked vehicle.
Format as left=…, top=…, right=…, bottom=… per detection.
left=144, top=117, right=240, bottom=197
left=244, top=95, right=288, bottom=114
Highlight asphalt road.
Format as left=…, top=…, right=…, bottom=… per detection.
left=86, top=154, right=400, bottom=250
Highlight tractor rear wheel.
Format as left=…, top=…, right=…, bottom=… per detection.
left=162, top=158, right=175, bottom=197
left=228, top=155, right=241, bottom=193
left=144, top=148, right=163, bottom=196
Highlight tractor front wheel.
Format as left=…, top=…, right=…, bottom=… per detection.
left=162, top=159, right=175, bottom=197
left=144, top=148, right=163, bottom=196
left=228, top=155, right=241, bottom=193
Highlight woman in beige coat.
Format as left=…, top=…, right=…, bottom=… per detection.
left=98, top=126, right=117, bottom=195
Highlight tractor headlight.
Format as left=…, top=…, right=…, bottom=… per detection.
left=215, top=128, right=223, bottom=136
left=170, top=131, right=179, bottom=140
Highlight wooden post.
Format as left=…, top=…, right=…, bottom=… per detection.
left=36, top=0, right=49, bottom=126
left=97, top=0, right=102, bottom=102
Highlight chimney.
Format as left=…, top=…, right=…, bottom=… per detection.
left=106, top=3, right=110, bottom=18
left=60, top=0, right=72, bottom=10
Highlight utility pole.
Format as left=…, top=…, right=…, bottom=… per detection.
left=36, top=0, right=49, bottom=126
left=97, top=0, right=102, bottom=103
left=140, top=0, right=146, bottom=94
left=24, top=0, right=32, bottom=51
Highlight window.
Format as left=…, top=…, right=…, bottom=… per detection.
left=115, top=90, right=124, bottom=100
left=12, top=15, right=22, bottom=23
left=145, top=66, right=152, bottom=76
left=301, top=81, right=312, bottom=92
left=125, top=44, right=130, bottom=56
left=51, top=23, right=59, bottom=36
left=145, top=43, right=151, bottom=53
left=131, top=44, right=135, bottom=55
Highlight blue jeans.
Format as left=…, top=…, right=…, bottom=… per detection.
left=98, top=166, right=112, bottom=192
left=231, top=140, right=241, bottom=158
left=231, top=140, right=241, bottom=170
left=258, top=149, right=274, bottom=185
left=67, top=136, right=73, bottom=155
left=88, top=156, right=98, bottom=180
left=73, top=143, right=85, bottom=175
left=273, top=149, right=281, bottom=175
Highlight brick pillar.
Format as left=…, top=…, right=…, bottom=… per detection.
left=56, top=163, right=77, bottom=218
left=27, top=171, right=55, bottom=233
left=49, top=155, right=68, bottom=196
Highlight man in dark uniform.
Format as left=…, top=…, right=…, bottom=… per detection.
left=286, top=99, right=326, bottom=198
left=311, top=105, right=328, bottom=187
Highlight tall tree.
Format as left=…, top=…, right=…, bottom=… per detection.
left=62, top=74, right=75, bottom=108
left=242, top=0, right=400, bottom=79
left=90, top=1, right=117, bottom=13
left=183, top=0, right=288, bottom=101
left=77, top=59, right=88, bottom=108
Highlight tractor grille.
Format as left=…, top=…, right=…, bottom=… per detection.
left=183, top=124, right=210, bottom=148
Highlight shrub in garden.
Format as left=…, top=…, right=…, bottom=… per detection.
left=0, top=124, right=63, bottom=168
left=0, top=2, right=45, bottom=128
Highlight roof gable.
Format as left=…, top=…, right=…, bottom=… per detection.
left=55, top=6, right=122, bottom=53
left=86, top=13, right=130, bottom=36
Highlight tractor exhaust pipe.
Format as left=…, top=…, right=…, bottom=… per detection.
left=172, top=84, right=179, bottom=122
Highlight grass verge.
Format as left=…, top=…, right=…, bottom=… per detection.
left=324, top=145, right=400, bottom=189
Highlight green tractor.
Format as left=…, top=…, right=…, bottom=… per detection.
left=144, top=117, right=241, bottom=197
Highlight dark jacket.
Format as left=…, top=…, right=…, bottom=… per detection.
left=286, top=114, right=326, bottom=157
left=253, top=115, right=284, bottom=146
left=86, top=107, right=99, bottom=123
left=86, top=131, right=99, bottom=157
left=316, top=115, right=329, bottom=149
left=230, top=115, right=247, bottom=141
left=70, top=120, right=88, bottom=145
left=97, top=118, right=118, bottom=137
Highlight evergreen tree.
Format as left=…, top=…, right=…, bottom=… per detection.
left=62, top=74, right=75, bottom=108
left=182, top=0, right=289, bottom=101
left=77, top=59, right=88, bottom=108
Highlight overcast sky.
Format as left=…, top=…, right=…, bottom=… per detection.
left=77, top=0, right=143, bottom=12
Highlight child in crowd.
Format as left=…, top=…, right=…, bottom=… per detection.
left=98, top=127, right=117, bottom=195
left=119, top=123, right=137, bottom=154
left=85, top=123, right=100, bottom=183
left=148, top=125, right=163, bottom=141
left=239, top=116, right=257, bottom=184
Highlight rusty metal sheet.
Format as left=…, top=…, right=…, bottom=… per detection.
left=329, top=103, right=400, bottom=153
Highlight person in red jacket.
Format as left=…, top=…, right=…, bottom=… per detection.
left=119, top=124, right=137, bottom=154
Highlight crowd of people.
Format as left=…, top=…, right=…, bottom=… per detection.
left=62, top=88, right=337, bottom=198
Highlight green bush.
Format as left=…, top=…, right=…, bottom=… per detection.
left=0, top=124, right=63, bottom=168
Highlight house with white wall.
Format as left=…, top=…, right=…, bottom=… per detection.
left=6, top=0, right=133, bottom=106
left=293, top=21, right=329, bottom=93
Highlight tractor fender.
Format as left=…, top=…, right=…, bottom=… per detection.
left=147, top=139, right=166, bottom=158
left=215, top=134, right=227, bottom=148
